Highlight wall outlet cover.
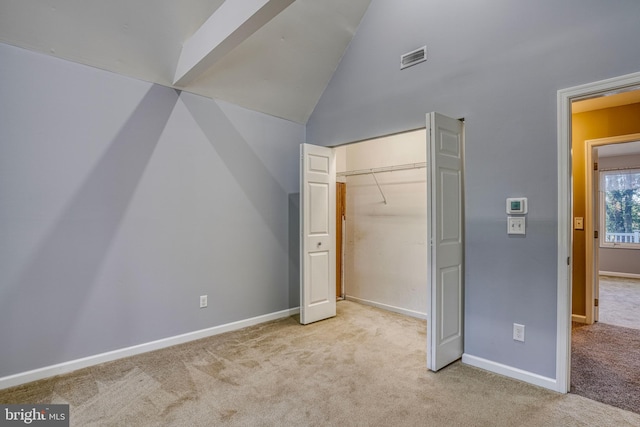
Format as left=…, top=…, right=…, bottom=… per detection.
left=513, top=323, right=525, bottom=342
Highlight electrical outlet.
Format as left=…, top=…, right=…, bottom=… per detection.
left=200, top=295, right=207, bottom=308
left=513, top=323, right=525, bottom=342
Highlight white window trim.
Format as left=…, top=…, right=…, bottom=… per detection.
left=599, top=167, right=640, bottom=250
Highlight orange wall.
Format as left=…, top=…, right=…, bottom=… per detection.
left=572, top=103, right=640, bottom=315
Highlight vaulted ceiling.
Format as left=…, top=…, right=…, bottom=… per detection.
left=0, top=0, right=372, bottom=123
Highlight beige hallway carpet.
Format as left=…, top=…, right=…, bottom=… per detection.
left=2, top=300, right=639, bottom=426
left=599, top=276, right=640, bottom=330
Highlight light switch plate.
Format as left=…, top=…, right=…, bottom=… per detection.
left=508, top=216, right=526, bottom=235
left=574, top=217, right=584, bottom=230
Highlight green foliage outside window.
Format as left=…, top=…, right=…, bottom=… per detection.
left=603, top=170, right=640, bottom=243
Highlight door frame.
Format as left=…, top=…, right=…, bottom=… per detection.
left=584, top=138, right=599, bottom=325
left=336, top=181, right=346, bottom=299
left=557, top=71, right=640, bottom=393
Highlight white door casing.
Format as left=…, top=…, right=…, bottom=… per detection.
left=557, top=71, right=640, bottom=393
left=300, top=143, right=336, bottom=324
left=427, top=112, right=465, bottom=371
left=584, top=142, right=598, bottom=325
left=593, top=148, right=600, bottom=323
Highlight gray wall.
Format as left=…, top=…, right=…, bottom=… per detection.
left=0, top=43, right=303, bottom=378
left=599, top=154, right=640, bottom=275
left=307, top=0, right=640, bottom=378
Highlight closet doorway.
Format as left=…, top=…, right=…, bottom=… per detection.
left=300, top=112, right=465, bottom=372
left=334, top=129, right=429, bottom=318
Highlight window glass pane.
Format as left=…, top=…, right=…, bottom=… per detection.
left=602, top=169, right=640, bottom=244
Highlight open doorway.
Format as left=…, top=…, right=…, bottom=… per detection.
left=596, top=141, right=640, bottom=328
left=571, top=98, right=640, bottom=326
left=558, top=71, right=640, bottom=393
left=334, top=129, right=428, bottom=319
left=558, top=80, right=640, bottom=412
left=587, top=138, right=640, bottom=326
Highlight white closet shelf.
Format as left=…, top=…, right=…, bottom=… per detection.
left=337, top=162, right=427, bottom=204
left=336, top=162, right=427, bottom=177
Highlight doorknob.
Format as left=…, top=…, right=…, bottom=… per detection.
left=317, top=242, right=322, bottom=248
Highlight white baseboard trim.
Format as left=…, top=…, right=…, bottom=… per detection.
left=571, top=314, right=587, bottom=323
left=599, top=271, right=640, bottom=280
left=0, top=307, right=300, bottom=390
left=344, top=295, right=427, bottom=320
left=461, top=353, right=558, bottom=392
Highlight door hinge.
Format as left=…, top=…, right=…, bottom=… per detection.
left=594, top=162, right=598, bottom=171
left=594, top=298, right=599, bottom=307
left=567, top=257, right=570, bottom=266
left=594, top=230, right=599, bottom=239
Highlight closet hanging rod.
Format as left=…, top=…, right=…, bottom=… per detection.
left=336, top=162, right=427, bottom=177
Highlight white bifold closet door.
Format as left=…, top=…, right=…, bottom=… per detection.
left=427, top=112, right=465, bottom=371
left=299, top=143, right=336, bottom=325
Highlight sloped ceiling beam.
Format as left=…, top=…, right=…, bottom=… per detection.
left=173, top=0, right=295, bottom=87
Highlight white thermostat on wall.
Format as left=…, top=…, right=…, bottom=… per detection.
left=506, top=197, right=527, bottom=214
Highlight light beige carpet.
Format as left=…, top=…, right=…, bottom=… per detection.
left=2, top=300, right=639, bottom=426
left=599, top=276, right=640, bottom=330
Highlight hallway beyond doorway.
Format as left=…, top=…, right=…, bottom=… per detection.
left=598, top=275, right=640, bottom=330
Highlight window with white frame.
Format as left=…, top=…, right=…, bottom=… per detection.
left=600, top=168, right=640, bottom=248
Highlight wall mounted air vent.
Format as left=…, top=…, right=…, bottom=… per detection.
left=400, top=46, right=427, bottom=70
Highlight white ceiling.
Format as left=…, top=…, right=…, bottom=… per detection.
left=572, top=88, right=640, bottom=114
left=598, top=141, right=640, bottom=158
left=0, top=0, right=372, bottom=123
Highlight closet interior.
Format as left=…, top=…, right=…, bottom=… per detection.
left=334, top=129, right=428, bottom=319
